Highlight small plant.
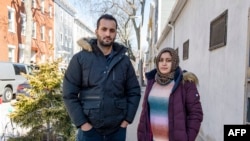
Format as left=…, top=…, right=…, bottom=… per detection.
left=9, top=59, right=76, bottom=141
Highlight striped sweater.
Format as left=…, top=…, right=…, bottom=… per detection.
left=148, top=81, right=175, bottom=141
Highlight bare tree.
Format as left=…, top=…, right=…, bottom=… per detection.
left=75, top=0, right=145, bottom=50
left=72, top=0, right=147, bottom=85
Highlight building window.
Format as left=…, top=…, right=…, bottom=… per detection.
left=61, top=9, right=63, bottom=22
left=183, top=40, right=189, bottom=60
left=19, top=44, right=25, bottom=63
left=32, top=0, right=36, bottom=8
left=68, top=37, right=72, bottom=48
left=41, top=54, right=45, bottom=62
left=8, top=45, right=16, bottom=62
left=41, top=0, right=44, bottom=14
left=49, top=6, right=53, bottom=18
left=41, top=26, right=45, bottom=41
left=32, top=21, right=36, bottom=38
left=209, top=10, right=228, bottom=50
left=20, top=13, right=26, bottom=35
left=60, top=33, right=63, bottom=45
left=7, top=6, right=15, bottom=32
left=49, top=29, right=52, bottom=44
left=64, top=35, right=68, bottom=48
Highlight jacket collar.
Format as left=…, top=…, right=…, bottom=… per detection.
left=77, top=37, right=127, bottom=54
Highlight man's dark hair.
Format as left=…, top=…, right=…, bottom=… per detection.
left=96, top=14, right=118, bottom=29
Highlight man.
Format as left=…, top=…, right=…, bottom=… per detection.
left=63, top=14, right=141, bottom=141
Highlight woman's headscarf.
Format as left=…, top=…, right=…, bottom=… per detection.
left=155, top=47, right=179, bottom=85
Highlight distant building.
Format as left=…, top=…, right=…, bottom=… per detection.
left=54, top=0, right=76, bottom=66
left=73, top=18, right=95, bottom=54
left=0, top=0, right=54, bottom=64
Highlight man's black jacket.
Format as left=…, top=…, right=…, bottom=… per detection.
left=63, top=38, right=141, bottom=135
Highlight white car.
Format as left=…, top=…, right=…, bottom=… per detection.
left=0, top=62, right=32, bottom=102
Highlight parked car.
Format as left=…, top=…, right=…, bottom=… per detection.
left=0, top=62, right=32, bottom=102
left=16, top=81, right=31, bottom=97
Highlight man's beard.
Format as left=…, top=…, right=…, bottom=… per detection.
left=97, top=35, right=115, bottom=47
left=100, top=40, right=114, bottom=47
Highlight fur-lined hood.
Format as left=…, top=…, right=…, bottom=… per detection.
left=77, top=37, right=93, bottom=52
left=76, top=37, right=128, bottom=54
left=182, top=71, right=199, bottom=85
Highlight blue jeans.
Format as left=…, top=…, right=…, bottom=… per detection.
left=76, top=127, right=126, bottom=141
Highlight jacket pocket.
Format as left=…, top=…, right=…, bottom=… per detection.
left=82, top=101, right=100, bottom=109
left=82, top=101, right=102, bottom=128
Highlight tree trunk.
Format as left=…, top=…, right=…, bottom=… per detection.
left=24, top=0, right=32, bottom=64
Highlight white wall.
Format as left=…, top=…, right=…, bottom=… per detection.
left=157, top=0, right=250, bottom=140
left=158, top=0, right=176, bottom=39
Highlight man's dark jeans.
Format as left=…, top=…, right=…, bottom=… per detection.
left=77, top=127, right=126, bottom=141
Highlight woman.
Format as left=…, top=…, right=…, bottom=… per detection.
left=137, top=47, right=203, bottom=141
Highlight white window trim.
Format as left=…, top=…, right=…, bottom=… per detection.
left=18, top=44, right=25, bottom=63
left=61, top=9, right=63, bottom=22
left=65, top=35, right=68, bottom=48
left=49, top=29, right=52, bottom=44
left=41, top=26, right=45, bottom=41
left=68, top=37, right=72, bottom=48
left=8, top=44, right=16, bottom=62
left=7, top=6, right=15, bottom=33
left=20, top=13, right=26, bottom=36
left=41, top=0, right=45, bottom=14
left=60, top=33, right=63, bottom=45
left=32, top=21, right=37, bottom=38
left=32, top=0, right=36, bottom=8
left=49, top=6, right=52, bottom=18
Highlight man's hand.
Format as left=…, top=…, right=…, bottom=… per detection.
left=120, top=120, right=129, bottom=128
left=81, top=122, right=93, bottom=131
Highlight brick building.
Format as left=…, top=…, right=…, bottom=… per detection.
left=0, top=0, right=54, bottom=64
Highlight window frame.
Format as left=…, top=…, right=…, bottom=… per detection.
left=7, top=6, right=15, bottom=32
left=8, top=44, right=16, bottom=62
left=60, top=33, right=63, bottom=45
left=209, top=10, right=228, bottom=50
left=32, top=21, right=37, bottom=38
left=32, top=0, right=36, bottom=8
left=40, top=26, right=45, bottom=41
left=41, top=0, right=45, bottom=14
left=49, top=29, right=52, bottom=44
left=183, top=40, right=189, bottom=60
left=20, top=13, right=26, bottom=36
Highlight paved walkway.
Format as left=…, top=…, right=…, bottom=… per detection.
left=0, top=100, right=28, bottom=141
left=126, top=86, right=145, bottom=141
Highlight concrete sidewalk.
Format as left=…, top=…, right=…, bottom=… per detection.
left=126, top=86, right=146, bottom=141
left=0, top=100, right=27, bottom=140
left=0, top=101, right=15, bottom=139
